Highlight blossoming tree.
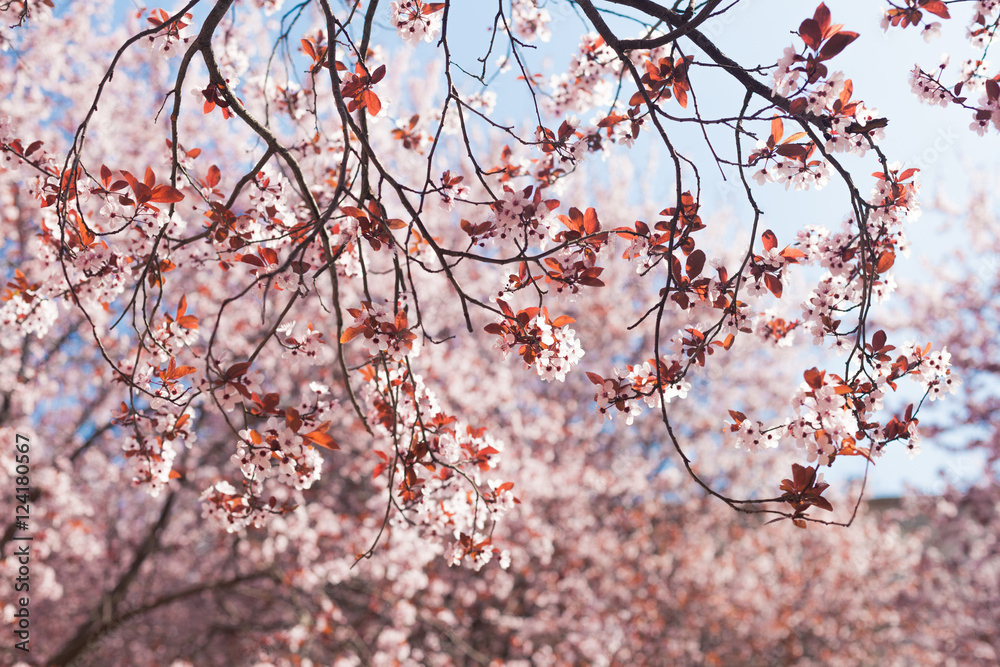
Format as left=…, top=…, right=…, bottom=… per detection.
left=0, top=0, right=997, bottom=664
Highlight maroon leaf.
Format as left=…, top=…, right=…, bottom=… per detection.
left=685, top=249, right=705, bottom=278
left=819, top=31, right=858, bottom=60
left=763, top=273, right=783, bottom=298
left=799, top=18, right=822, bottom=50
left=919, top=0, right=950, bottom=19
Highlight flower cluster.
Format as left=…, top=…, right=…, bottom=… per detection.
left=247, top=165, right=293, bottom=230
left=199, top=480, right=269, bottom=532
left=486, top=300, right=584, bottom=382
left=340, top=300, right=417, bottom=362
left=278, top=321, right=326, bottom=363
left=481, top=185, right=559, bottom=249
left=143, top=9, right=193, bottom=59
left=772, top=46, right=803, bottom=97
left=544, top=34, right=619, bottom=116
left=910, top=66, right=952, bottom=108
left=147, top=296, right=200, bottom=364
left=588, top=359, right=690, bottom=425
left=730, top=415, right=783, bottom=453
left=785, top=371, right=857, bottom=465
left=360, top=363, right=514, bottom=569
left=436, top=170, right=468, bottom=210
left=898, top=342, right=962, bottom=400
left=196, top=380, right=336, bottom=531
left=747, top=116, right=833, bottom=191
left=0, top=281, right=58, bottom=345
left=234, top=417, right=324, bottom=491
left=123, top=434, right=178, bottom=495
left=728, top=325, right=960, bottom=467
left=389, top=1, right=443, bottom=44
left=511, top=0, right=552, bottom=43
left=750, top=151, right=831, bottom=190
left=882, top=0, right=1000, bottom=135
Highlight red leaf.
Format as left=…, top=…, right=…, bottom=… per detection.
left=340, top=206, right=366, bottom=219
left=775, top=143, right=811, bottom=159
left=685, top=249, right=705, bottom=278
left=240, top=255, right=265, bottom=267
left=176, top=315, right=198, bottom=330
left=149, top=184, right=184, bottom=203
left=361, top=90, right=382, bottom=116
left=225, top=361, right=251, bottom=379
left=792, top=462, right=814, bottom=489
left=799, top=18, right=822, bottom=50
left=597, top=113, right=626, bottom=128
left=340, top=325, right=367, bottom=343
left=670, top=255, right=684, bottom=284
left=372, top=451, right=390, bottom=478
left=260, top=248, right=278, bottom=265
left=813, top=3, right=831, bottom=33
left=120, top=170, right=140, bottom=195
left=803, top=367, right=825, bottom=389
left=764, top=273, right=783, bottom=298
left=780, top=247, right=806, bottom=261
left=261, top=392, right=280, bottom=412
left=839, top=78, right=854, bottom=107
left=24, top=140, right=43, bottom=157
left=986, top=79, right=1000, bottom=103
left=876, top=250, right=895, bottom=273
left=132, top=182, right=152, bottom=204
left=578, top=274, right=606, bottom=287
left=674, top=84, right=688, bottom=109
left=285, top=407, right=303, bottom=433
left=761, top=229, right=778, bottom=252
left=300, top=38, right=316, bottom=61
left=919, top=0, right=950, bottom=19
left=819, top=31, right=858, bottom=60
left=811, top=496, right=834, bottom=512
left=303, top=430, right=339, bottom=450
